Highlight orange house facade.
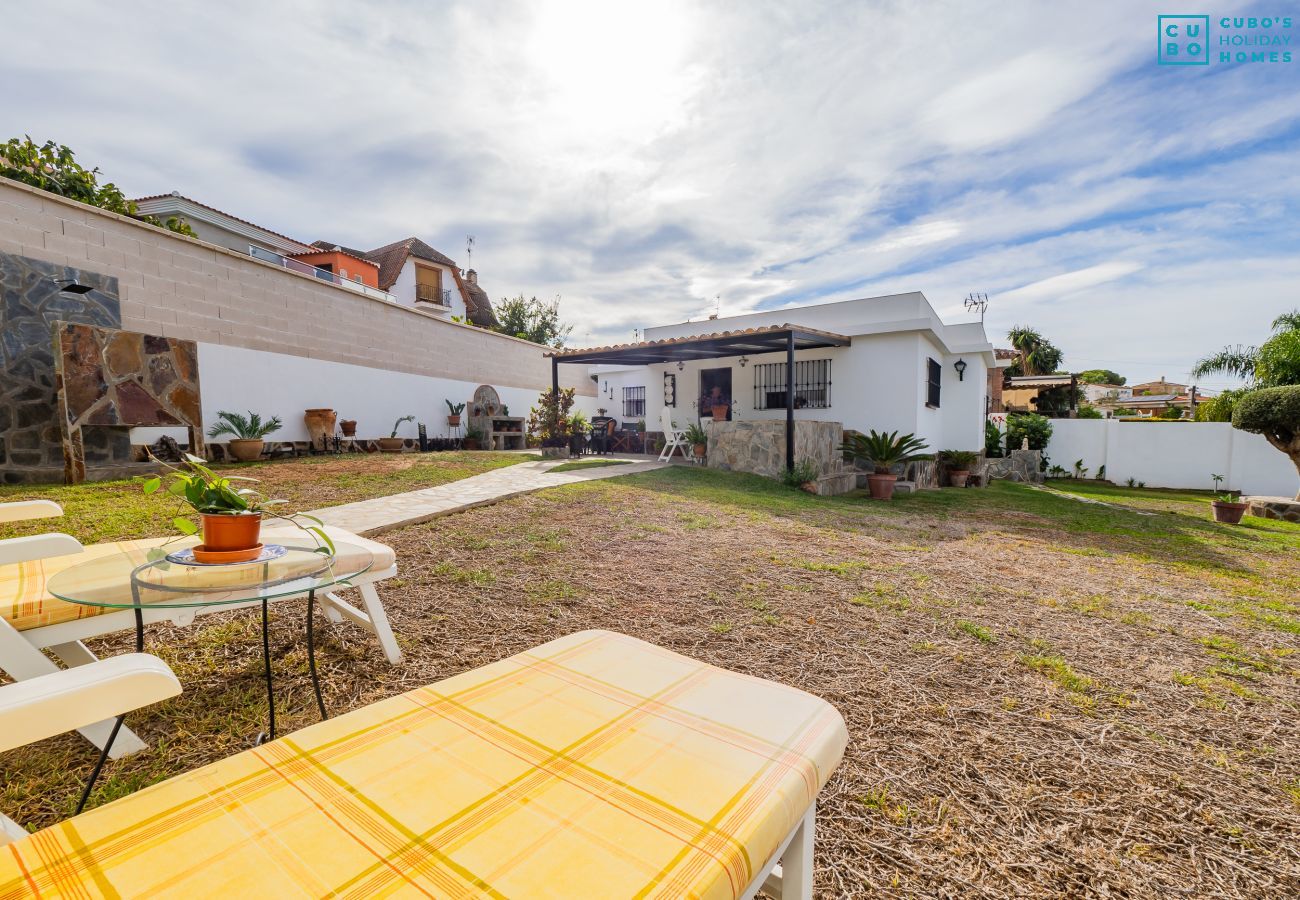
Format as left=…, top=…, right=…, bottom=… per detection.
left=287, top=249, right=380, bottom=288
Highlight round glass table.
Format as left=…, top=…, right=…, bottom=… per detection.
left=47, top=541, right=373, bottom=811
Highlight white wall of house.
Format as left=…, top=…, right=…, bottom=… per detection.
left=1045, top=419, right=1298, bottom=497
left=388, top=259, right=467, bottom=319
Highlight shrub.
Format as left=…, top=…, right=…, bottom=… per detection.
left=984, top=419, right=1004, bottom=458
left=1157, top=407, right=1184, bottom=420
left=1006, top=413, right=1053, bottom=451
left=1232, top=385, right=1300, bottom=498
left=780, top=459, right=820, bottom=487
left=1076, top=405, right=1104, bottom=419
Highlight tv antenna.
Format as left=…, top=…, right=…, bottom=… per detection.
left=964, top=292, right=989, bottom=322
left=465, top=235, right=475, bottom=269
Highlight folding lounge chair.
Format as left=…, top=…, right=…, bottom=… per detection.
left=658, top=407, right=690, bottom=461
left=0, top=630, right=848, bottom=899
left=0, top=500, right=402, bottom=759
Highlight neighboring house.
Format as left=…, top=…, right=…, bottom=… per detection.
left=1131, top=377, right=1188, bottom=396
left=1112, top=389, right=1213, bottom=418
left=1002, top=374, right=1079, bottom=417
left=296, top=242, right=380, bottom=288
left=132, top=192, right=313, bottom=256
left=578, top=292, right=994, bottom=452
left=988, top=348, right=1018, bottom=412
left=363, top=238, right=498, bottom=328
left=1081, top=383, right=1133, bottom=405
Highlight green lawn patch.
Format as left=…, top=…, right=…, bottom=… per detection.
left=549, top=459, right=632, bottom=473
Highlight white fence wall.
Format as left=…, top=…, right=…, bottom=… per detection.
left=1045, top=419, right=1298, bottom=497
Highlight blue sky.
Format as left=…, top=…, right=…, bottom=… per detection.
left=4, top=0, right=1298, bottom=386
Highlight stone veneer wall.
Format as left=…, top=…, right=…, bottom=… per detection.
left=0, top=249, right=129, bottom=483
left=0, top=178, right=595, bottom=396
left=706, top=419, right=843, bottom=479
left=981, top=449, right=1044, bottom=484
left=1245, top=496, right=1300, bottom=523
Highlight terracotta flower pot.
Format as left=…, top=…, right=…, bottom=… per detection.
left=464, top=438, right=481, bottom=450
left=1211, top=500, right=1247, bottom=525
left=949, top=469, right=970, bottom=488
left=340, top=420, right=357, bottom=437
left=377, top=437, right=405, bottom=452
left=867, top=473, right=897, bottom=500
left=226, top=439, right=264, bottom=462
left=447, top=414, right=461, bottom=428
left=200, top=512, right=262, bottom=552
left=304, top=408, right=337, bottom=448
left=711, top=404, right=729, bottom=422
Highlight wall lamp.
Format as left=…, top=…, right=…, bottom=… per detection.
left=49, top=277, right=94, bottom=295
left=953, top=358, right=968, bottom=381
left=738, top=356, right=748, bottom=367
left=677, top=360, right=685, bottom=371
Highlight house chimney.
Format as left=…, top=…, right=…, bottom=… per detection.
left=466, top=269, right=478, bottom=285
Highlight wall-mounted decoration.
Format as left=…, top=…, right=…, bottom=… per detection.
left=663, top=373, right=677, bottom=407
left=53, top=323, right=204, bottom=483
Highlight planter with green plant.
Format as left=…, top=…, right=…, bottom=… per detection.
left=379, top=415, right=414, bottom=452
left=938, top=449, right=980, bottom=487
left=841, top=430, right=929, bottom=500
left=684, top=422, right=709, bottom=459
left=780, top=459, right=821, bottom=492
left=207, top=410, right=282, bottom=462
left=445, top=399, right=465, bottom=428
left=463, top=426, right=486, bottom=451
left=142, top=453, right=334, bottom=562
left=1211, top=493, right=1248, bottom=524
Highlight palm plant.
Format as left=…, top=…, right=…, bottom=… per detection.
left=841, top=430, right=929, bottom=474
left=206, top=410, right=282, bottom=440
left=1192, top=309, right=1300, bottom=387
left=939, top=449, right=980, bottom=469
left=1007, top=326, right=1064, bottom=376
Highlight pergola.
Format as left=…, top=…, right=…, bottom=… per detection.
left=547, top=324, right=851, bottom=470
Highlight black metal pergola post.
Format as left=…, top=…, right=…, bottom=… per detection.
left=785, top=331, right=795, bottom=472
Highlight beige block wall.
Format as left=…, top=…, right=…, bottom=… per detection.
left=0, top=177, right=594, bottom=397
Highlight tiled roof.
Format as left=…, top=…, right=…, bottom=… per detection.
left=549, top=323, right=851, bottom=359
left=364, top=237, right=459, bottom=290
left=459, top=272, right=500, bottom=329
left=130, top=192, right=311, bottom=250
left=310, top=239, right=371, bottom=259
left=291, top=244, right=376, bottom=267
left=994, top=348, right=1018, bottom=360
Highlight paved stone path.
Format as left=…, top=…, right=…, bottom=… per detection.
left=306, top=456, right=667, bottom=536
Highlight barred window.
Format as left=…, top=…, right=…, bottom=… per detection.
left=753, top=359, right=832, bottom=410
left=926, top=358, right=941, bottom=408
left=623, top=385, right=646, bottom=418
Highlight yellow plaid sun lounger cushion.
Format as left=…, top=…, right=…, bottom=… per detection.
left=0, top=630, right=847, bottom=899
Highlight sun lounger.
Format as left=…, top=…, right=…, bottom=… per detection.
left=0, top=630, right=847, bottom=899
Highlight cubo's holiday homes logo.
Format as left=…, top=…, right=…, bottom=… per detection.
left=1159, top=15, right=1295, bottom=65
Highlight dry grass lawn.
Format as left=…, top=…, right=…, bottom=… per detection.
left=2, top=466, right=1298, bottom=898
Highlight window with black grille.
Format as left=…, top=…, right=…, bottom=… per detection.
left=753, top=359, right=832, bottom=410
left=623, top=385, right=646, bottom=417
left=926, top=358, right=941, bottom=408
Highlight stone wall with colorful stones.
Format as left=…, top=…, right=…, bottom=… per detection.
left=0, top=249, right=126, bottom=483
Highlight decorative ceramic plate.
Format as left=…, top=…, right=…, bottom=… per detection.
left=166, top=544, right=288, bottom=566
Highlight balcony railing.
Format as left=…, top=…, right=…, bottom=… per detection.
left=415, top=283, right=453, bottom=307
left=248, top=246, right=400, bottom=304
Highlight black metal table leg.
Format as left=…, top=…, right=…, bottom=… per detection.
left=256, top=597, right=276, bottom=745
left=76, top=608, right=146, bottom=813
left=306, top=589, right=328, bottom=720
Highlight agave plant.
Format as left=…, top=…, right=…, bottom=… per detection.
left=841, top=430, right=929, bottom=475
left=207, top=410, right=283, bottom=440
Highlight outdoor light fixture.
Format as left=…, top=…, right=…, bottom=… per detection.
left=49, top=278, right=93, bottom=295
left=954, top=358, right=968, bottom=381
left=677, top=360, right=685, bottom=371
left=738, top=356, right=749, bottom=367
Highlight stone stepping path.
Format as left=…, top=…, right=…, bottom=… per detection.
left=306, top=457, right=666, bottom=536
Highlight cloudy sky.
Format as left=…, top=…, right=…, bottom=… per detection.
left=5, top=1, right=1298, bottom=386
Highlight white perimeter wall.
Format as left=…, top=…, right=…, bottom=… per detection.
left=1045, top=419, right=1298, bottom=497
left=136, top=343, right=599, bottom=445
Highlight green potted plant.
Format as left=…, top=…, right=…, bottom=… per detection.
left=142, top=453, right=334, bottom=562
left=445, top=400, right=465, bottom=428
left=463, top=426, right=486, bottom=451
left=379, top=415, right=414, bottom=452
left=207, top=410, right=282, bottom=462
left=684, top=422, right=709, bottom=459
left=1211, top=492, right=1248, bottom=525
left=841, top=430, right=929, bottom=500
left=938, top=449, right=980, bottom=487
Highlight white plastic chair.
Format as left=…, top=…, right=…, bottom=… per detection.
left=658, top=408, right=689, bottom=461
left=0, top=500, right=403, bottom=759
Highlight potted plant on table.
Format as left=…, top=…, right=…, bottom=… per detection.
left=938, top=449, right=980, bottom=488
left=142, top=453, right=334, bottom=562
left=1210, top=484, right=1248, bottom=524
left=841, top=430, right=929, bottom=500
left=684, top=422, right=709, bottom=460
left=207, top=410, right=282, bottom=462
left=445, top=400, right=465, bottom=428
left=379, top=415, right=414, bottom=452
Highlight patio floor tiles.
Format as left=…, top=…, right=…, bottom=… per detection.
left=304, top=457, right=665, bottom=536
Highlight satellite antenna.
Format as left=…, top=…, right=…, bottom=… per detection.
left=964, top=292, right=989, bottom=322
left=465, top=235, right=475, bottom=269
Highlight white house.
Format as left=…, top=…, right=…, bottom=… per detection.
left=558, top=291, right=995, bottom=460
